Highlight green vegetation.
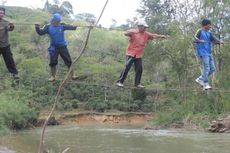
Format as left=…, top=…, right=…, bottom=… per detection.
left=0, top=0, right=230, bottom=132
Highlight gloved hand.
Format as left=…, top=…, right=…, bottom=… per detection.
left=8, top=22, right=14, bottom=28
left=35, top=24, right=40, bottom=28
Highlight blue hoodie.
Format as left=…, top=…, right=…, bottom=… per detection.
left=194, top=29, right=220, bottom=56
left=35, top=21, right=77, bottom=54
left=48, top=24, right=66, bottom=47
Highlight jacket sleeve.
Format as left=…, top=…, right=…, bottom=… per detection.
left=124, top=29, right=138, bottom=37
left=210, top=33, right=221, bottom=44
left=147, top=32, right=162, bottom=40
left=62, top=23, right=77, bottom=31
left=35, top=24, right=49, bottom=35
left=193, top=29, right=201, bottom=43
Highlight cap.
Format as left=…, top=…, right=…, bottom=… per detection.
left=137, top=20, right=149, bottom=28
left=51, top=13, right=61, bottom=22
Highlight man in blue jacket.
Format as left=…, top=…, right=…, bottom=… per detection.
left=194, top=19, right=224, bottom=90
left=35, top=13, right=77, bottom=81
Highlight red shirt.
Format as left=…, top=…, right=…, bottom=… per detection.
left=125, top=29, right=159, bottom=58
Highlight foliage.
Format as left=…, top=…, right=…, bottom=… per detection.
left=0, top=91, right=37, bottom=130
left=75, top=13, right=96, bottom=24
left=43, top=0, right=74, bottom=16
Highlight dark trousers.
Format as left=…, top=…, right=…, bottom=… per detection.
left=118, top=56, right=143, bottom=86
left=49, top=46, right=72, bottom=68
left=0, top=45, right=18, bottom=74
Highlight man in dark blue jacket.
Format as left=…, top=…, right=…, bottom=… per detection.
left=194, top=19, right=224, bottom=90
left=35, top=13, right=77, bottom=81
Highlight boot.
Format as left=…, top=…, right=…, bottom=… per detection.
left=11, top=73, right=19, bottom=87
left=70, top=69, right=78, bottom=80
left=12, top=73, right=19, bottom=79
left=48, top=66, right=56, bottom=82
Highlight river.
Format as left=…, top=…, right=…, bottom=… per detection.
left=0, top=125, right=230, bottom=153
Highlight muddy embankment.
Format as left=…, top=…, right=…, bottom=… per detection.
left=208, top=115, right=230, bottom=133
left=37, top=111, right=153, bottom=126
left=38, top=111, right=230, bottom=133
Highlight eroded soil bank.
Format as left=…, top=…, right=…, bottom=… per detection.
left=208, top=115, right=230, bottom=133
left=38, top=111, right=230, bottom=133
left=37, top=111, right=153, bottom=126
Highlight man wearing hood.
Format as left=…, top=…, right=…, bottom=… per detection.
left=35, top=13, right=78, bottom=81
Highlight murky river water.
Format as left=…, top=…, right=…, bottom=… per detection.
left=0, top=125, right=230, bottom=153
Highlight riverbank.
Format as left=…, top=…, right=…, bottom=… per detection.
left=37, top=111, right=230, bottom=133
left=37, top=110, right=153, bottom=126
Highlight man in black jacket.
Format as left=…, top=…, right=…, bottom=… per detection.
left=0, top=7, right=19, bottom=80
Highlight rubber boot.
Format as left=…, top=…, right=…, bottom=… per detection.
left=48, top=66, right=56, bottom=82
left=70, top=69, right=78, bottom=80
left=12, top=73, right=19, bottom=79
left=11, top=73, right=19, bottom=87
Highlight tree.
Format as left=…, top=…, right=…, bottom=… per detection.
left=43, top=0, right=74, bottom=16
left=109, top=19, right=117, bottom=29
left=110, top=18, right=137, bottom=30
left=137, top=0, right=172, bottom=32
left=60, top=1, right=73, bottom=15
left=75, top=13, right=96, bottom=24
left=0, top=0, right=7, bottom=5
left=53, top=0, right=60, bottom=5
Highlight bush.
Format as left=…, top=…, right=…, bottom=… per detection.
left=0, top=93, right=37, bottom=130
left=71, top=99, right=80, bottom=109
left=87, top=98, right=110, bottom=112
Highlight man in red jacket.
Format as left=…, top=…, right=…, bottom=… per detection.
left=117, top=20, right=168, bottom=88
